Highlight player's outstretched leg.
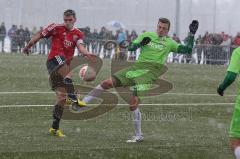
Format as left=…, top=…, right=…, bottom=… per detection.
left=126, top=96, right=143, bottom=143
left=82, top=78, right=115, bottom=103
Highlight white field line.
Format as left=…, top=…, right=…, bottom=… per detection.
left=0, top=91, right=236, bottom=97
left=0, top=103, right=234, bottom=108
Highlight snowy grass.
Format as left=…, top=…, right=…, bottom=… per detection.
left=0, top=54, right=236, bottom=158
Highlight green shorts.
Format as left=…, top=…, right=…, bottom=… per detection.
left=230, top=97, right=240, bottom=138
left=112, top=62, right=163, bottom=96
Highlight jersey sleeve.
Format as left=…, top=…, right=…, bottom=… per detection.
left=169, top=38, right=180, bottom=52
left=132, top=32, right=150, bottom=45
left=40, top=23, right=57, bottom=38
left=227, top=47, right=240, bottom=74
left=76, top=30, right=85, bottom=45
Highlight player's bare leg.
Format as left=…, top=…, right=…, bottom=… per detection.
left=82, top=78, right=115, bottom=103
left=82, top=78, right=143, bottom=142
left=230, top=138, right=240, bottom=159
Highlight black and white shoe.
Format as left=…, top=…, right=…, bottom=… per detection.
left=126, top=136, right=144, bottom=143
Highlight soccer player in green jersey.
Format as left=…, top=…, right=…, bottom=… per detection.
left=217, top=47, right=240, bottom=159
left=82, top=18, right=199, bottom=142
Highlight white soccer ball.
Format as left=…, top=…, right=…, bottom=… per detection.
left=79, top=65, right=96, bottom=81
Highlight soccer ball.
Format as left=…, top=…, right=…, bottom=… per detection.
left=79, top=65, right=96, bottom=81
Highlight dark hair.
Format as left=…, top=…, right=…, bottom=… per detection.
left=158, top=18, right=170, bottom=30
left=64, top=9, right=76, bottom=19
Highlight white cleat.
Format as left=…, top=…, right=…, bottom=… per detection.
left=126, top=136, right=144, bottom=143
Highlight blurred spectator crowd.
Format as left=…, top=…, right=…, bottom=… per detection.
left=1, top=22, right=240, bottom=64
left=0, top=22, right=51, bottom=55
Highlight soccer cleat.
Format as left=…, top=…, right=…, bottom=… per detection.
left=49, top=128, right=66, bottom=137
left=77, top=99, right=86, bottom=107
left=71, top=99, right=88, bottom=112
left=126, top=136, right=144, bottom=143
left=66, top=97, right=86, bottom=107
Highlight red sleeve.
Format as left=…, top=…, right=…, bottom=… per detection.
left=78, top=30, right=84, bottom=40
left=76, top=30, right=85, bottom=45
left=40, top=23, right=57, bottom=38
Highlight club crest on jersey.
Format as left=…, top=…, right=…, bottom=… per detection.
left=64, top=39, right=73, bottom=48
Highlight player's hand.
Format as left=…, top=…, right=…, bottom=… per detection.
left=189, top=20, right=199, bottom=35
left=83, top=53, right=97, bottom=62
left=217, top=85, right=224, bottom=96
left=22, top=46, right=31, bottom=55
left=140, top=37, right=151, bottom=46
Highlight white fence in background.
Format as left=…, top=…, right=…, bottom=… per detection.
left=167, top=44, right=236, bottom=65
left=0, top=37, right=238, bottom=65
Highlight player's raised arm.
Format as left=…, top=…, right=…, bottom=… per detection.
left=176, top=20, right=199, bottom=54
left=23, top=23, right=56, bottom=55
left=22, top=32, right=42, bottom=55
left=217, top=47, right=240, bottom=96
left=128, top=35, right=151, bottom=51
left=217, top=71, right=237, bottom=96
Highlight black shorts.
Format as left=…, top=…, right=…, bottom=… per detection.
left=46, top=55, right=66, bottom=75
left=46, top=56, right=66, bottom=90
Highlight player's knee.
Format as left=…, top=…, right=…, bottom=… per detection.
left=56, top=91, right=67, bottom=103
left=129, top=105, right=138, bottom=111
left=57, top=98, right=66, bottom=106
left=129, top=96, right=139, bottom=111
left=101, top=79, right=113, bottom=89
left=230, top=139, right=240, bottom=151
left=57, top=64, right=70, bottom=77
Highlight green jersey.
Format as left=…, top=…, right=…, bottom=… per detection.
left=227, top=47, right=240, bottom=74
left=113, top=31, right=194, bottom=94
left=226, top=47, right=240, bottom=138
left=132, top=32, right=179, bottom=65
left=219, top=47, right=240, bottom=93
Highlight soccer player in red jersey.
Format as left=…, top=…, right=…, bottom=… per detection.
left=23, top=9, right=96, bottom=137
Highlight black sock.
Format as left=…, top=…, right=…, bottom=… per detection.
left=52, top=104, right=64, bottom=130
left=64, top=78, right=77, bottom=101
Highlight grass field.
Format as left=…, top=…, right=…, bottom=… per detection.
left=0, top=53, right=237, bottom=159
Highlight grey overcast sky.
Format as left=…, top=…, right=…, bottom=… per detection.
left=0, top=0, right=239, bottom=38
